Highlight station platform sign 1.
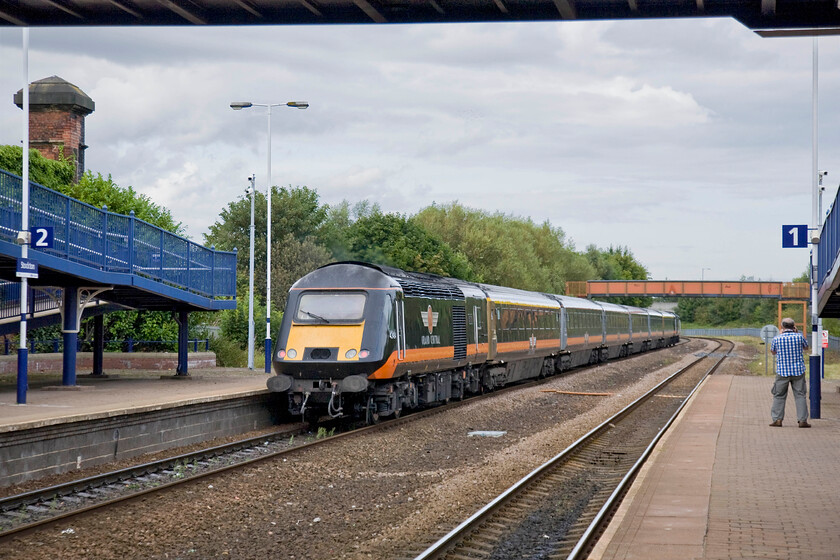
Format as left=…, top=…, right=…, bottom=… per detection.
left=782, top=224, right=808, bottom=248
left=16, top=258, right=38, bottom=279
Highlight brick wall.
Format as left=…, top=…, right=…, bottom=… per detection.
left=29, top=107, right=85, bottom=167
left=0, top=352, right=217, bottom=374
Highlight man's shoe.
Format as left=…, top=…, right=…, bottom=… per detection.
left=769, top=420, right=783, bottom=427
left=799, top=421, right=811, bottom=428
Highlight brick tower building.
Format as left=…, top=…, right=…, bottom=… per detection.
left=14, top=76, right=95, bottom=182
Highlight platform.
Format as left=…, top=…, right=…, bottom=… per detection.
left=0, top=368, right=269, bottom=430
left=590, top=374, right=840, bottom=560
left=0, top=369, right=274, bottom=486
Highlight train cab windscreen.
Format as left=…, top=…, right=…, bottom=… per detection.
left=295, top=292, right=367, bottom=323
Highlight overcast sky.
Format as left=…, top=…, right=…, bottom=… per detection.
left=1, top=17, right=838, bottom=283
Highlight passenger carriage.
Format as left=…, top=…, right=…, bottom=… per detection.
left=269, top=262, right=679, bottom=423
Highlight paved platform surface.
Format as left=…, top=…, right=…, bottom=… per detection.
left=590, top=374, right=840, bottom=560
left=0, top=369, right=270, bottom=431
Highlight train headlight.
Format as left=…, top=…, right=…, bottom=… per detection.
left=287, top=348, right=297, bottom=359
left=345, top=349, right=357, bottom=359
left=359, top=349, right=370, bottom=359
left=276, top=349, right=286, bottom=359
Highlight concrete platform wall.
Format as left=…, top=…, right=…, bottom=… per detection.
left=0, top=351, right=217, bottom=374
left=0, top=394, right=277, bottom=487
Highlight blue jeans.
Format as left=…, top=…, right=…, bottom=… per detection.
left=770, top=374, right=808, bottom=423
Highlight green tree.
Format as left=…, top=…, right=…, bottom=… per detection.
left=0, top=145, right=74, bottom=191
left=105, top=311, right=179, bottom=351
left=205, top=185, right=336, bottom=328
left=586, top=245, right=652, bottom=307
left=205, top=185, right=330, bottom=279
left=69, top=172, right=183, bottom=233
left=268, top=233, right=332, bottom=311
left=414, top=202, right=594, bottom=293
left=219, top=290, right=281, bottom=350
left=345, top=211, right=476, bottom=280
left=318, top=200, right=382, bottom=261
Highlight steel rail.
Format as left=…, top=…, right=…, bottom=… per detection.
left=0, top=340, right=689, bottom=542
left=0, top=425, right=306, bottom=514
left=0, top=367, right=571, bottom=541
left=414, top=338, right=727, bottom=560
left=565, top=338, right=733, bottom=560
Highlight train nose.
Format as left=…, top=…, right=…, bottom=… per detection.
left=278, top=323, right=367, bottom=362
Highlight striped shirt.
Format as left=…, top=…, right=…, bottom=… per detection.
left=771, top=330, right=808, bottom=377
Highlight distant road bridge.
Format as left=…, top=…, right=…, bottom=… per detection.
left=566, top=280, right=809, bottom=300
left=567, top=280, right=810, bottom=327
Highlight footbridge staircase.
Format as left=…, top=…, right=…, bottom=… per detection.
left=0, top=169, right=237, bottom=398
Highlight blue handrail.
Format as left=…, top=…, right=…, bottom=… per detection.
left=0, top=169, right=236, bottom=299
left=0, top=281, right=57, bottom=321
left=819, top=191, right=840, bottom=290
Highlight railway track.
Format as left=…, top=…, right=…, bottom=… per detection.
left=413, top=338, right=733, bottom=560
left=0, top=339, right=695, bottom=545
left=0, top=424, right=312, bottom=539
left=0, top=362, right=581, bottom=541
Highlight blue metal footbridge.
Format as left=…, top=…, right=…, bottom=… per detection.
left=818, top=188, right=840, bottom=317
left=0, top=169, right=237, bottom=396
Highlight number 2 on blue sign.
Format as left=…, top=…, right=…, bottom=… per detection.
left=30, top=226, right=54, bottom=249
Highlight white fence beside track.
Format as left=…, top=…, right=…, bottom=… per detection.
left=683, top=328, right=840, bottom=352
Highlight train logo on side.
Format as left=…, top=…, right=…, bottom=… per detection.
left=421, top=305, right=439, bottom=334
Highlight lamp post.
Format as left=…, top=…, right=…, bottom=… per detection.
left=810, top=38, right=821, bottom=418
left=246, top=175, right=256, bottom=370
left=17, top=28, right=30, bottom=404
left=231, top=100, right=308, bottom=373
left=701, top=267, right=710, bottom=282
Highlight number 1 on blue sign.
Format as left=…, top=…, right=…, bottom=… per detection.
left=789, top=226, right=799, bottom=246
left=782, top=224, right=807, bottom=248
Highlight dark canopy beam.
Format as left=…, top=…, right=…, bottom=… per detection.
left=1, top=0, right=840, bottom=37
left=158, top=0, right=207, bottom=24
left=553, top=0, right=576, bottom=19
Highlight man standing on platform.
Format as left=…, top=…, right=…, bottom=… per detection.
left=769, top=317, right=811, bottom=428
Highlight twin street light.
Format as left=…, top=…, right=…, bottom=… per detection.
left=231, top=100, right=308, bottom=372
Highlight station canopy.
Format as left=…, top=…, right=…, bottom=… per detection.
left=2, top=0, right=840, bottom=35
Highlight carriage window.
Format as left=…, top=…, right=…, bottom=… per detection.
left=296, top=292, right=367, bottom=322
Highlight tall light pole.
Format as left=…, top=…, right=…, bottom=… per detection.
left=246, top=175, right=256, bottom=370
left=17, top=28, right=30, bottom=404
left=701, top=267, right=710, bottom=282
left=809, top=37, right=821, bottom=418
left=231, top=100, right=308, bottom=372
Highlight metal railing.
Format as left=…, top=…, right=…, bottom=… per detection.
left=683, top=328, right=840, bottom=351
left=0, top=169, right=236, bottom=299
left=0, top=281, right=59, bottom=322
left=818, top=188, right=840, bottom=289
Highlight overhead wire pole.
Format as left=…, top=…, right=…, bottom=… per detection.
left=17, top=28, right=30, bottom=405
left=810, top=36, right=821, bottom=419
left=247, top=175, right=256, bottom=370
left=265, top=104, right=272, bottom=373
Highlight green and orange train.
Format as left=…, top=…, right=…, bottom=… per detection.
left=268, top=262, right=680, bottom=423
